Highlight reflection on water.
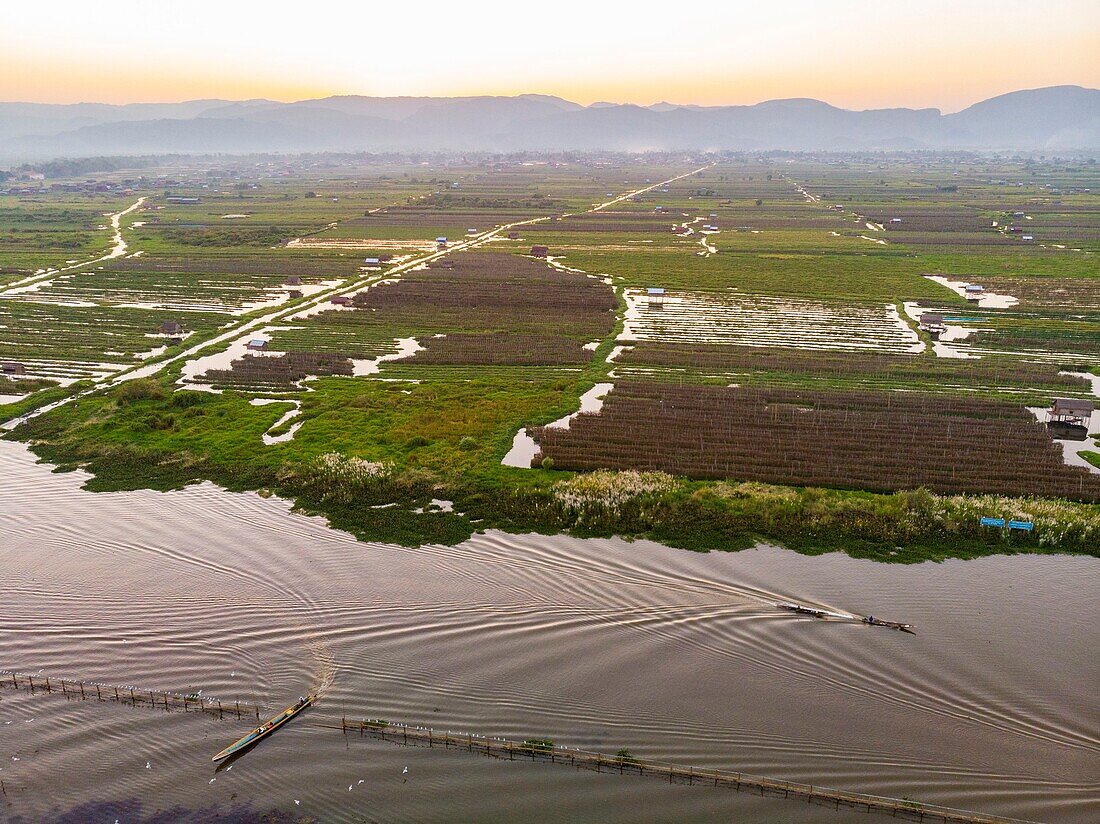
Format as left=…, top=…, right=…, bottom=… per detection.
left=0, top=441, right=1096, bottom=822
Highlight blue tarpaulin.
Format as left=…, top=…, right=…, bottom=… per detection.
left=1008, top=520, right=1034, bottom=531
left=980, top=516, right=1006, bottom=528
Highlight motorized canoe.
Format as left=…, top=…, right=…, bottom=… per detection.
left=776, top=601, right=849, bottom=620
left=776, top=601, right=830, bottom=618
left=777, top=602, right=915, bottom=633
left=862, top=615, right=916, bottom=634
left=211, top=694, right=314, bottom=762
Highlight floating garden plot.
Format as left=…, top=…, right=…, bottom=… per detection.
left=614, top=343, right=1091, bottom=403
left=962, top=277, right=1100, bottom=312
left=2, top=253, right=349, bottom=314
left=204, top=352, right=353, bottom=391
left=906, top=302, right=1100, bottom=364
left=0, top=301, right=224, bottom=383
left=619, top=289, right=922, bottom=354
left=408, top=332, right=593, bottom=365
left=320, top=206, right=552, bottom=243
left=267, top=252, right=616, bottom=365
left=532, top=381, right=1100, bottom=501
left=525, top=212, right=687, bottom=234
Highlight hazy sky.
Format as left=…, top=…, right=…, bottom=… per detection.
left=3, top=1, right=1097, bottom=110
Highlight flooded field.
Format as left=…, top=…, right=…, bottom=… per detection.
left=0, top=441, right=1096, bottom=823
left=620, top=289, right=923, bottom=354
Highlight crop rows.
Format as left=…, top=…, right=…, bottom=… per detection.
left=616, top=343, right=1090, bottom=396
left=526, top=212, right=688, bottom=233
left=205, top=352, right=353, bottom=390
left=270, top=252, right=615, bottom=361
left=408, top=333, right=592, bottom=365
left=620, top=289, right=921, bottom=354
left=0, top=300, right=224, bottom=381
left=961, top=277, right=1100, bottom=311
left=533, top=382, right=1100, bottom=500
left=103, top=254, right=361, bottom=277
left=10, top=265, right=314, bottom=314
left=862, top=210, right=995, bottom=233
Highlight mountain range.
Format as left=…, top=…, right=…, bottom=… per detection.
left=1, top=86, right=1096, bottom=160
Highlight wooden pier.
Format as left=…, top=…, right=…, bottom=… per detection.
left=334, top=718, right=1036, bottom=824
left=0, top=670, right=262, bottom=720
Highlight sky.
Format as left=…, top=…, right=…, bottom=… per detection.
left=2, top=0, right=1097, bottom=111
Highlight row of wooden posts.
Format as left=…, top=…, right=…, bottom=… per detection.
left=0, top=670, right=1035, bottom=824
left=332, top=718, right=1037, bottom=824
left=0, top=670, right=262, bottom=720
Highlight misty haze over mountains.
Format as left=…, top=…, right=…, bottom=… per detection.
left=1, top=86, right=1097, bottom=160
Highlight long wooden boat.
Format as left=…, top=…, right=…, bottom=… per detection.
left=862, top=615, right=916, bottom=634
left=775, top=601, right=849, bottom=620
left=212, top=694, right=314, bottom=762
left=777, top=602, right=915, bottom=634
left=776, top=601, right=830, bottom=618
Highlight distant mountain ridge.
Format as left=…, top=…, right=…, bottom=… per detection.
left=1, top=86, right=1096, bottom=159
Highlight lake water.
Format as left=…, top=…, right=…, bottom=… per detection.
left=0, top=441, right=1096, bottom=822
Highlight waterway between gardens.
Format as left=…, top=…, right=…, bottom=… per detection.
left=0, top=440, right=1096, bottom=822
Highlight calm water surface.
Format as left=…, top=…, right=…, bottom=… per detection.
left=0, top=442, right=1096, bottom=822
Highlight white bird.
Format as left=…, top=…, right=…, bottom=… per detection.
left=358, top=779, right=364, bottom=784
left=402, top=766, right=408, bottom=774
left=209, top=777, right=216, bottom=784
left=294, top=800, right=300, bottom=806
left=226, top=765, right=233, bottom=771
left=145, top=761, right=151, bottom=769
left=348, top=784, right=353, bottom=791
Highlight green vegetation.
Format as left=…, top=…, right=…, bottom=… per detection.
left=615, top=748, right=639, bottom=765
left=4, top=155, right=1099, bottom=564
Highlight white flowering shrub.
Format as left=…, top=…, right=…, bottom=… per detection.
left=291, top=452, right=393, bottom=502
left=314, top=452, right=390, bottom=483
left=935, top=493, right=1098, bottom=547
left=552, top=470, right=677, bottom=520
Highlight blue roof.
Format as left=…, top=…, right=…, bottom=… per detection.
left=647, top=287, right=665, bottom=295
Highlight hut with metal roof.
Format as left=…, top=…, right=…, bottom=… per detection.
left=1048, top=398, right=1095, bottom=427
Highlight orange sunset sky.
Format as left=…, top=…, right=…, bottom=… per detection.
left=2, top=1, right=1097, bottom=110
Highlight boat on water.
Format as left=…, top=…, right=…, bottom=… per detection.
left=777, top=602, right=915, bottom=634
left=862, top=615, right=916, bottom=634
left=212, top=694, right=314, bottom=762
left=776, top=601, right=831, bottom=618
